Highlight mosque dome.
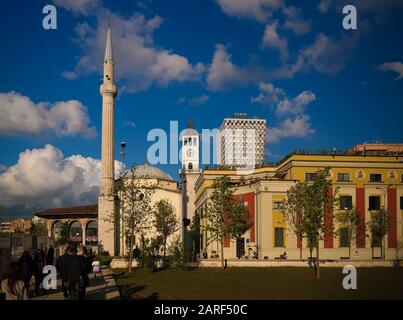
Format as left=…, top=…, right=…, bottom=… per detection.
left=128, top=163, right=174, bottom=181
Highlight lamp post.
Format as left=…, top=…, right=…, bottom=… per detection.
left=120, top=141, right=126, bottom=257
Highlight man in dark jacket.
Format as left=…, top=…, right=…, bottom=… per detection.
left=59, top=245, right=87, bottom=300
left=56, top=248, right=69, bottom=299
left=47, top=245, right=55, bottom=266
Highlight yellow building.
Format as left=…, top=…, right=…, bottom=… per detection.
left=195, top=152, right=403, bottom=261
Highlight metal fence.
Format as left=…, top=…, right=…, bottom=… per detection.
left=0, top=234, right=52, bottom=279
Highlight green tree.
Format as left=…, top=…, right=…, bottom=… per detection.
left=334, top=207, right=360, bottom=259
left=154, top=199, right=178, bottom=261
left=114, top=166, right=156, bottom=272
left=189, top=214, right=200, bottom=261
left=58, top=221, right=70, bottom=245
left=300, top=168, right=336, bottom=279
left=366, top=208, right=391, bottom=260
left=205, top=176, right=251, bottom=269
left=283, top=183, right=305, bottom=260
left=31, top=220, right=49, bottom=237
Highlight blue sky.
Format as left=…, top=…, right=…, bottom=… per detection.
left=0, top=0, right=402, bottom=218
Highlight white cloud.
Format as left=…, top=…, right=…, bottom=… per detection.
left=252, top=83, right=316, bottom=143
left=62, top=71, right=78, bottom=80
left=266, top=115, right=314, bottom=143
left=177, top=95, right=210, bottom=106
left=317, top=0, right=332, bottom=13
left=53, top=0, right=100, bottom=16
left=0, top=91, right=96, bottom=138
left=73, top=12, right=205, bottom=93
left=262, top=22, right=289, bottom=63
left=215, top=0, right=283, bottom=22
left=377, top=61, right=403, bottom=79
left=207, top=44, right=266, bottom=91
left=283, top=6, right=311, bottom=35
left=0, top=144, right=122, bottom=208
left=250, top=82, right=285, bottom=105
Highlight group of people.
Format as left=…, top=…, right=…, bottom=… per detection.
left=0, top=243, right=101, bottom=300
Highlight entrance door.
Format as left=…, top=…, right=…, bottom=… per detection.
left=236, top=238, right=245, bottom=259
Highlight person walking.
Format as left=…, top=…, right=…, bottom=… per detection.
left=18, top=251, right=33, bottom=291
left=62, top=245, right=87, bottom=300
left=77, top=247, right=90, bottom=299
left=0, top=262, right=29, bottom=300
left=47, top=245, right=55, bottom=266
left=33, top=249, right=46, bottom=296
left=56, top=248, right=69, bottom=299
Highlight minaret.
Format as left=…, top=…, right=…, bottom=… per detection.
left=98, top=24, right=118, bottom=255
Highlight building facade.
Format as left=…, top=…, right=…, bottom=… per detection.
left=217, top=113, right=266, bottom=168
left=195, top=153, right=403, bottom=260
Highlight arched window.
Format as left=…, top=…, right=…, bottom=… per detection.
left=69, top=221, right=82, bottom=243
left=86, top=220, right=98, bottom=245
left=188, top=162, right=193, bottom=170
left=51, top=220, right=63, bottom=240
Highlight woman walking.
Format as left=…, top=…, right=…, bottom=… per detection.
left=0, top=262, right=29, bottom=300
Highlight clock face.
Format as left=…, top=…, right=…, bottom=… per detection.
left=186, top=148, right=194, bottom=157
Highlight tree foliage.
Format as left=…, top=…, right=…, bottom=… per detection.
left=205, top=176, right=251, bottom=268
left=334, top=207, right=361, bottom=259
left=366, top=208, right=391, bottom=260
left=154, top=199, right=178, bottom=260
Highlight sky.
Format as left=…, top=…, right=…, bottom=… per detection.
left=0, top=0, right=402, bottom=218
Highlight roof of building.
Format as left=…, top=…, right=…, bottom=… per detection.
left=128, top=163, right=174, bottom=181
left=34, top=204, right=98, bottom=217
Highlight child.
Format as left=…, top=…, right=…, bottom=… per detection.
left=92, top=260, right=101, bottom=281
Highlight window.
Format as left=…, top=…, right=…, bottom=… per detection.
left=337, top=173, right=351, bottom=182
left=369, top=196, right=381, bottom=210
left=273, top=201, right=284, bottom=210
left=400, top=197, right=403, bottom=210
left=339, top=196, right=353, bottom=210
left=372, top=232, right=382, bottom=247
left=339, top=228, right=349, bottom=247
left=305, top=173, right=317, bottom=182
left=274, top=228, right=284, bottom=247
left=370, top=173, right=382, bottom=182
left=184, top=138, right=188, bottom=146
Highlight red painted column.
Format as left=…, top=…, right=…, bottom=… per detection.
left=233, top=193, right=255, bottom=243
left=387, top=188, right=397, bottom=248
left=356, top=188, right=366, bottom=248
left=324, top=187, right=333, bottom=248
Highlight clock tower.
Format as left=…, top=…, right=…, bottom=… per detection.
left=180, top=121, right=201, bottom=249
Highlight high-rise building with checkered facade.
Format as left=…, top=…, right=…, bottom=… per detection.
left=217, top=113, right=266, bottom=168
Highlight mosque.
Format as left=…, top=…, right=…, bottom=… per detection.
left=34, top=26, right=403, bottom=261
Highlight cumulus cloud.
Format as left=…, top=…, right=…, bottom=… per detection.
left=215, top=0, right=283, bottom=22
left=62, top=71, right=78, bottom=80
left=0, top=144, right=122, bottom=208
left=262, top=22, right=289, bottom=63
left=377, top=61, right=403, bottom=79
left=72, top=11, right=205, bottom=93
left=252, top=83, right=316, bottom=143
left=53, top=0, right=100, bottom=16
left=207, top=44, right=267, bottom=91
left=266, top=116, right=314, bottom=143
left=250, top=82, right=285, bottom=105
left=0, top=91, right=96, bottom=138
left=317, top=0, right=332, bottom=13
left=177, top=94, right=210, bottom=106
left=283, top=6, right=311, bottom=35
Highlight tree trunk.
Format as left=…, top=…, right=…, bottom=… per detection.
left=316, top=239, right=320, bottom=279
left=221, top=238, right=225, bottom=269
left=128, top=232, right=134, bottom=273
left=348, top=245, right=351, bottom=260
left=299, top=234, right=302, bottom=260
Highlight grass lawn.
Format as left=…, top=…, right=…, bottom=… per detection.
left=113, top=267, right=403, bottom=300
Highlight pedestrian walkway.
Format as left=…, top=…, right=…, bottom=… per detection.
left=32, top=267, right=120, bottom=300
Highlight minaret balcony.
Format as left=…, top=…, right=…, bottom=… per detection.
left=100, top=83, right=117, bottom=97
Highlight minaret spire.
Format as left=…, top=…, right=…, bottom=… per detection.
left=104, top=23, right=114, bottom=61
left=98, top=23, right=118, bottom=255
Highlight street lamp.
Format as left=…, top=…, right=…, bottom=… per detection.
left=120, top=141, right=126, bottom=257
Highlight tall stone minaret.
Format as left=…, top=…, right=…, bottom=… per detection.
left=98, top=24, right=118, bottom=255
